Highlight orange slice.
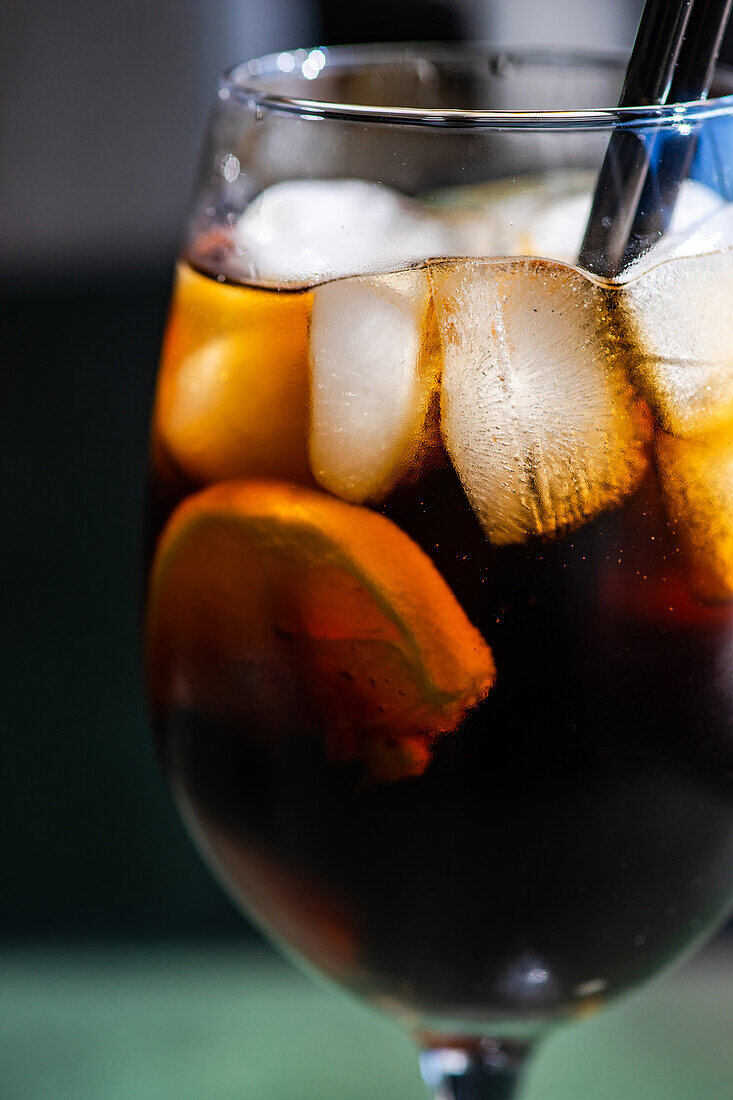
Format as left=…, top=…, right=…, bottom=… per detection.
left=154, top=263, right=312, bottom=484
left=147, top=481, right=495, bottom=781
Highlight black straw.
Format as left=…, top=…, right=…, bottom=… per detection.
left=578, top=0, right=732, bottom=278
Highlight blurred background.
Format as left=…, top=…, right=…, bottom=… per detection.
left=4, top=3, right=733, bottom=1097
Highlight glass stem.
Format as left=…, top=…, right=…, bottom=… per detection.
left=419, top=1037, right=533, bottom=1100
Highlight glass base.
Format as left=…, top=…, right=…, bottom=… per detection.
left=419, top=1038, right=532, bottom=1100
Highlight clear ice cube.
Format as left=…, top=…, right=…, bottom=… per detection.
left=233, top=179, right=451, bottom=287
left=428, top=170, right=595, bottom=263
left=430, top=173, right=725, bottom=267
left=309, top=268, right=436, bottom=503
left=618, top=238, right=733, bottom=437
left=433, top=258, right=650, bottom=544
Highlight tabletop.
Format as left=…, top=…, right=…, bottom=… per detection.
left=3, top=941, right=732, bottom=1099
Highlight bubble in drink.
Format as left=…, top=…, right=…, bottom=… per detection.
left=656, top=427, right=733, bottom=602
left=309, top=269, right=438, bottom=503
left=433, top=257, right=650, bottom=545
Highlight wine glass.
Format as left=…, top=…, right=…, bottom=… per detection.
left=144, top=45, right=733, bottom=1098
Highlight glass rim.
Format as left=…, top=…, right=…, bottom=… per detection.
left=222, top=43, right=733, bottom=130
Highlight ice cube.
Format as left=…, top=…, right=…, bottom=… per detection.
left=621, top=182, right=730, bottom=275
left=428, top=170, right=595, bottom=262
left=428, top=173, right=726, bottom=267
left=309, top=269, right=436, bottom=502
left=656, top=427, right=733, bottom=602
left=669, top=179, right=728, bottom=236
left=522, top=191, right=592, bottom=264
left=233, top=179, right=452, bottom=287
left=433, top=258, right=650, bottom=545
left=429, top=177, right=547, bottom=258
left=617, top=242, right=733, bottom=437
left=516, top=176, right=722, bottom=266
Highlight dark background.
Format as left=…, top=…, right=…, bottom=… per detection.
left=4, top=0, right=731, bottom=944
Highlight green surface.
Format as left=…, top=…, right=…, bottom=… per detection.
left=3, top=943, right=732, bottom=1099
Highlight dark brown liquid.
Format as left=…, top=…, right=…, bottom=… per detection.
left=146, top=262, right=733, bottom=1032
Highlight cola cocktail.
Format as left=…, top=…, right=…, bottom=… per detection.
left=143, top=46, right=733, bottom=1098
